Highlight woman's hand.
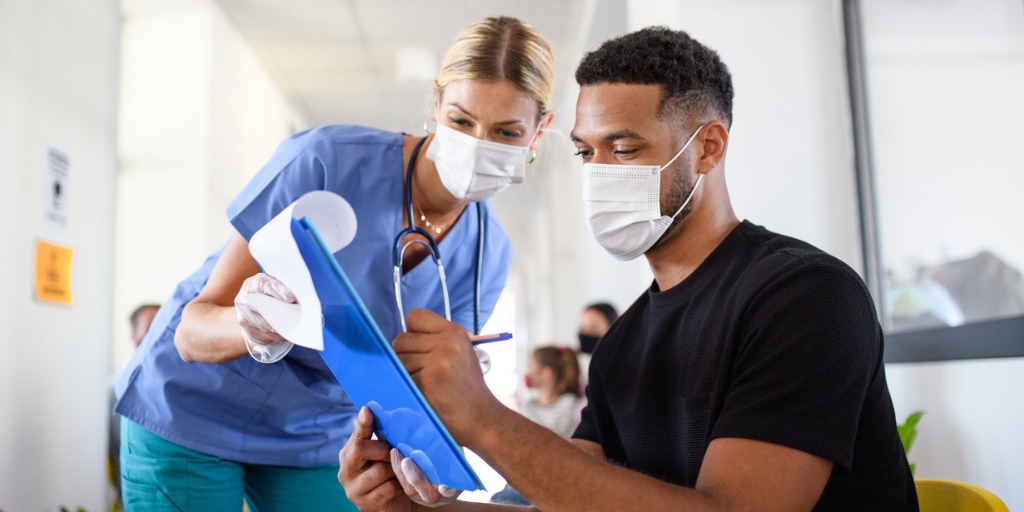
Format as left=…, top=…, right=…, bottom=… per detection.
left=338, top=407, right=414, bottom=512
left=234, top=272, right=296, bottom=363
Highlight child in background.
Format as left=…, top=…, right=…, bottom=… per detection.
left=491, top=345, right=581, bottom=505
left=520, top=345, right=582, bottom=438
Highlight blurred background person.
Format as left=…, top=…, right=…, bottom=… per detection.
left=521, top=345, right=582, bottom=438
left=492, top=345, right=581, bottom=505
left=577, top=302, right=618, bottom=379
left=108, top=303, right=160, bottom=511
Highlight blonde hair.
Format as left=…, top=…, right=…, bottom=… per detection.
left=437, top=16, right=555, bottom=118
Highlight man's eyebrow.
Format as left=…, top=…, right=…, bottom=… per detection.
left=570, top=129, right=645, bottom=144
left=605, top=129, right=644, bottom=141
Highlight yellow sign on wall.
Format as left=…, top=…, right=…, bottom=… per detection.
left=34, top=239, right=75, bottom=306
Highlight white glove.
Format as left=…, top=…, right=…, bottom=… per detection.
left=390, top=448, right=462, bottom=507
left=235, top=273, right=296, bottom=363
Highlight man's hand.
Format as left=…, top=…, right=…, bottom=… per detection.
left=390, top=448, right=462, bottom=507
left=338, top=407, right=413, bottom=512
left=393, top=309, right=502, bottom=444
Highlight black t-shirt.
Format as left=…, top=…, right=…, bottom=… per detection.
left=574, top=221, right=917, bottom=510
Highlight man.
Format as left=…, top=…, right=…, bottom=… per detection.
left=109, top=303, right=160, bottom=510
left=339, top=27, right=917, bottom=511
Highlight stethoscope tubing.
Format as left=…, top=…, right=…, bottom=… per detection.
left=392, top=137, right=484, bottom=334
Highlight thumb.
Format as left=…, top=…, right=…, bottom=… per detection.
left=350, top=406, right=375, bottom=441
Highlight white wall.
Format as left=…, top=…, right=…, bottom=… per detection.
left=887, top=358, right=1024, bottom=507
left=0, top=0, right=121, bottom=510
left=113, top=1, right=304, bottom=370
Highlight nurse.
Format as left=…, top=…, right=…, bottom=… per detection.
left=114, top=16, right=554, bottom=511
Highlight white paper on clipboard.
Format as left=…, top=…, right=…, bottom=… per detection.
left=246, top=191, right=358, bottom=351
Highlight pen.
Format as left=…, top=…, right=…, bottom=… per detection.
left=469, top=332, right=513, bottom=345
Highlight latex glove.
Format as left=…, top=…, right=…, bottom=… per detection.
left=235, top=273, right=296, bottom=363
left=390, top=448, right=462, bottom=507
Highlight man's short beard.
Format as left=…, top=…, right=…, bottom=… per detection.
left=648, top=158, right=697, bottom=253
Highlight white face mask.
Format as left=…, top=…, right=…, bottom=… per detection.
left=426, top=123, right=533, bottom=202
left=581, top=124, right=706, bottom=261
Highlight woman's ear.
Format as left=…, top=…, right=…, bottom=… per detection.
left=531, top=111, right=555, bottom=153
left=431, top=80, right=441, bottom=119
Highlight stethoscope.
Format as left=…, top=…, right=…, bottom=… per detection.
left=392, top=136, right=485, bottom=335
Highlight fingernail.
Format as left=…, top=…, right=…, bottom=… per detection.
left=401, top=458, right=417, bottom=480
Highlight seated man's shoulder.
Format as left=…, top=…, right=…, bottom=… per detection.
left=736, top=221, right=865, bottom=293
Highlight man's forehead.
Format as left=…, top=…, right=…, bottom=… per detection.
left=573, top=83, right=664, bottom=141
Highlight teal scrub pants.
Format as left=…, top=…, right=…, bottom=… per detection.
left=120, top=418, right=358, bottom=512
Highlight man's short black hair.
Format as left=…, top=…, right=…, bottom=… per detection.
left=575, top=27, right=734, bottom=128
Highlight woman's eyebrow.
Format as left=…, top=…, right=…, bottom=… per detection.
left=447, top=103, right=525, bottom=126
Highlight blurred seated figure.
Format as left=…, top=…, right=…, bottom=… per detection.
left=520, top=345, right=582, bottom=438
left=887, top=279, right=965, bottom=332
left=491, top=345, right=581, bottom=505
left=577, top=302, right=618, bottom=355
left=888, top=250, right=1024, bottom=332
left=925, top=250, right=1024, bottom=323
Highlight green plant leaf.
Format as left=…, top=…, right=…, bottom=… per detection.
left=897, top=410, right=924, bottom=455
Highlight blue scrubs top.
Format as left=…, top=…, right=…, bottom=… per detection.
left=114, top=125, right=512, bottom=466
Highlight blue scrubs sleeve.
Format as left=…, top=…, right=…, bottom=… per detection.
left=226, top=129, right=333, bottom=241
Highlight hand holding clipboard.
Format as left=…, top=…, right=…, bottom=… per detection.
left=249, top=191, right=485, bottom=491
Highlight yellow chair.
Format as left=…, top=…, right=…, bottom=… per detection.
left=916, top=479, right=1008, bottom=512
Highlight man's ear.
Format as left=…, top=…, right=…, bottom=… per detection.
left=697, top=120, right=729, bottom=174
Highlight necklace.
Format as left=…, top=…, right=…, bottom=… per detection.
left=417, top=205, right=444, bottom=235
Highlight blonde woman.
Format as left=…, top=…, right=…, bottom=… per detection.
left=114, top=16, right=554, bottom=511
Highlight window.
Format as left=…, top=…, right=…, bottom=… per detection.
left=845, top=0, right=1024, bottom=361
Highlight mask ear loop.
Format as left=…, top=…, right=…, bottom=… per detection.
left=661, top=123, right=709, bottom=221
left=658, top=123, right=708, bottom=173
left=667, top=173, right=705, bottom=221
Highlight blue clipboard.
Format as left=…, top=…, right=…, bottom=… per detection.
left=290, top=216, right=485, bottom=492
